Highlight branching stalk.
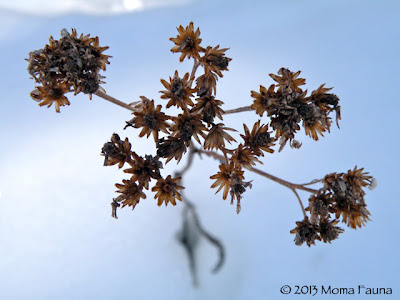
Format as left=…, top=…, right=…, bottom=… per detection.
left=94, top=89, right=320, bottom=215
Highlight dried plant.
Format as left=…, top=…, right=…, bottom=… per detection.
left=27, top=23, right=376, bottom=286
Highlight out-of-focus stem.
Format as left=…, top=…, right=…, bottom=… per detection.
left=174, top=146, right=225, bottom=275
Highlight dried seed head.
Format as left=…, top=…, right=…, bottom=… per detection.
left=241, top=121, right=276, bottom=156
left=211, top=163, right=243, bottom=200
left=290, top=217, right=321, bottom=247
left=124, top=99, right=170, bottom=142
left=200, top=45, right=232, bottom=77
left=306, top=192, right=334, bottom=222
left=191, top=94, right=224, bottom=124
left=195, top=73, right=218, bottom=96
left=156, top=136, right=187, bottom=163
left=204, top=123, right=236, bottom=150
left=230, top=144, right=262, bottom=168
left=152, top=175, right=184, bottom=206
left=211, top=162, right=251, bottom=213
left=318, top=218, right=344, bottom=243
left=170, top=113, right=207, bottom=145
left=251, top=84, right=280, bottom=117
left=269, top=68, right=306, bottom=93
left=323, top=167, right=374, bottom=229
left=27, top=28, right=111, bottom=111
left=101, top=134, right=133, bottom=168
left=170, top=22, right=205, bottom=62
left=31, top=82, right=71, bottom=113
left=115, top=178, right=146, bottom=210
left=124, top=154, right=163, bottom=189
left=251, top=69, right=341, bottom=150
left=160, top=71, right=196, bottom=110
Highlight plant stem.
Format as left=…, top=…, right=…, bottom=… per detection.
left=95, top=89, right=254, bottom=117
left=291, top=188, right=307, bottom=218
left=94, top=90, right=138, bottom=112
left=93, top=89, right=320, bottom=206
left=247, top=166, right=319, bottom=194
left=174, top=144, right=196, bottom=178
left=223, top=105, right=253, bottom=115
left=189, top=59, right=201, bottom=87
left=196, top=149, right=319, bottom=193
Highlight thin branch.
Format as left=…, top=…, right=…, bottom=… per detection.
left=188, top=59, right=201, bottom=87
left=196, top=149, right=319, bottom=194
left=249, top=166, right=320, bottom=194
left=94, top=88, right=253, bottom=116
left=94, top=90, right=138, bottom=112
left=299, top=179, right=323, bottom=186
left=223, top=105, right=253, bottom=115
left=291, top=188, right=307, bottom=218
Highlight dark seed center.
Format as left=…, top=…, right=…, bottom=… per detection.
left=254, top=132, right=271, bottom=147
left=182, top=37, right=195, bottom=50
left=232, top=183, right=246, bottom=195
left=171, top=80, right=185, bottom=99
left=144, top=114, right=157, bottom=129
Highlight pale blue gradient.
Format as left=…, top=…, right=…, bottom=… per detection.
left=0, top=0, right=399, bottom=299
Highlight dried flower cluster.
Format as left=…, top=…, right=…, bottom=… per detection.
left=27, top=28, right=111, bottom=112
left=27, top=23, right=376, bottom=252
left=251, top=69, right=341, bottom=151
left=101, top=133, right=183, bottom=217
left=291, top=166, right=376, bottom=246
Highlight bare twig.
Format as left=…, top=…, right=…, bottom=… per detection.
left=94, top=90, right=138, bottom=112
left=196, top=149, right=319, bottom=194
left=248, top=166, right=319, bottom=194
left=223, top=105, right=253, bottom=115
left=188, top=59, right=201, bottom=87
left=299, top=179, right=323, bottom=186
left=291, top=188, right=307, bottom=218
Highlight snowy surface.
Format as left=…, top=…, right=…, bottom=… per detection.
left=0, top=0, right=399, bottom=299
left=0, top=0, right=195, bottom=15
